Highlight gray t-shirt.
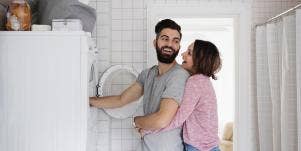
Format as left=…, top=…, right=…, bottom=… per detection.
left=137, top=64, right=189, bottom=151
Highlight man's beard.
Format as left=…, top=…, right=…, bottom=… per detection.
left=156, top=43, right=179, bottom=64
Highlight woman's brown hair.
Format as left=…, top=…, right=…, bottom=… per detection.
left=192, top=40, right=222, bottom=80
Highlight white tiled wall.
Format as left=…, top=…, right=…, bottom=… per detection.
left=86, top=0, right=301, bottom=151
left=87, top=1, right=147, bottom=149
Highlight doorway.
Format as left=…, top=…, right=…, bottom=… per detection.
left=146, top=2, right=251, bottom=151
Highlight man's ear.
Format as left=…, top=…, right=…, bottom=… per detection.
left=153, top=39, right=156, bottom=48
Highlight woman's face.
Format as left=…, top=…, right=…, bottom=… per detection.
left=181, top=42, right=194, bottom=73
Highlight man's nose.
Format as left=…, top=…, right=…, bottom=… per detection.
left=167, top=40, right=173, bottom=47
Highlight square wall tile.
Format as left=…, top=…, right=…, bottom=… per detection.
left=121, top=118, right=132, bottom=128
left=111, top=139, right=122, bottom=150
left=133, top=9, right=144, bottom=19
left=112, top=20, right=122, bottom=30
left=111, top=52, right=122, bottom=63
left=122, top=52, right=133, bottom=62
left=122, top=10, right=133, bottom=19
left=132, top=41, right=144, bottom=51
left=97, top=14, right=110, bottom=23
left=112, top=31, right=122, bottom=40
left=122, top=139, right=134, bottom=150
left=133, top=51, right=144, bottom=62
left=97, top=133, right=110, bottom=144
left=97, top=37, right=109, bottom=47
left=112, top=0, right=122, bottom=8
left=111, top=41, right=122, bottom=51
left=133, top=140, right=143, bottom=151
left=111, top=129, right=122, bottom=139
left=122, top=0, right=133, bottom=8
left=97, top=144, right=109, bottom=151
left=133, top=0, right=144, bottom=8
left=96, top=120, right=110, bottom=132
left=133, top=31, right=144, bottom=41
left=131, top=128, right=142, bottom=140
left=112, top=9, right=122, bottom=19
left=122, top=129, right=134, bottom=139
left=97, top=38, right=110, bottom=49
left=122, top=31, right=133, bottom=40
left=122, top=20, right=133, bottom=30
left=97, top=26, right=110, bottom=37
left=97, top=1, right=110, bottom=12
left=122, top=41, right=133, bottom=51
left=166, top=0, right=178, bottom=4
left=133, top=20, right=144, bottom=30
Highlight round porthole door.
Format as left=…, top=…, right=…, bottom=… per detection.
left=97, top=65, right=142, bottom=119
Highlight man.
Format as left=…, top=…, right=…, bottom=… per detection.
left=90, top=19, right=189, bottom=151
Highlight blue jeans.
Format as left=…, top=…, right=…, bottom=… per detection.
left=184, top=143, right=220, bottom=151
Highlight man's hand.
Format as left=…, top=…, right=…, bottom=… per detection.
left=88, top=82, right=143, bottom=109
left=89, top=97, right=99, bottom=107
left=135, top=127, right=145, bottom=139
left=133, top=99, right=179, bottom=130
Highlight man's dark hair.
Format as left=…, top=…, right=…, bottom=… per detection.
left=155, top=19, right=182, bottom=39
left=192, top=40, right=222, bottom=80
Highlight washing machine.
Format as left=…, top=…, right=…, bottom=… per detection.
left=0, top=31, right=103, bottom=151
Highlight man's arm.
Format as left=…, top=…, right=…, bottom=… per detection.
left=134, top=98, right=179, bottom=130
left=89, top=82, right=143, bottom=109
left=142, top=77, right=203, bottom=135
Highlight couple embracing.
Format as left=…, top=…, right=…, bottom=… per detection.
left=90, top=19, right=221, bottom=151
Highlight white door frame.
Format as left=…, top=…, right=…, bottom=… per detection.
left=146, top=2, right=252, bottom=151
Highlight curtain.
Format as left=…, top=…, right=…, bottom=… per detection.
left=256, top=25, right=273, bottom=151
left=255, top=9, right=300, bottom=151
left=296, top=9, right=301, bottom=151
left=266, top=21, right=282, bottom=151
left=281, top=14, right=297, bottom=151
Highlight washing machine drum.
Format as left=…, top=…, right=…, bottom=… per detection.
left=97, top=65, right=142, bottom=119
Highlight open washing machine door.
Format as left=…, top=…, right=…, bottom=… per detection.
left=87, top=38, right=99, bottom=97
left=97, top=65, right=142, bottom=119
